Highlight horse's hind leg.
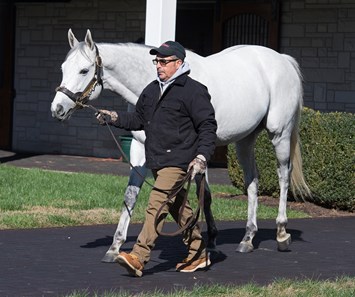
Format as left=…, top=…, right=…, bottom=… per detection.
left=235, top=133, right=259, bottom=253
left=102, top=138, right=147, bottom=262
left=195, top=174, right=218, bottom=250
left=271, top=133, right=292, bottom=251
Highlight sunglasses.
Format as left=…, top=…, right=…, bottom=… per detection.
left=152, top=58, right=179, bottom=66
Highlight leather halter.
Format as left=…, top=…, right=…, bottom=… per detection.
left=55, top=44, right=103, bottom=107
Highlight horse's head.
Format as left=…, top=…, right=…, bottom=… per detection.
left=51, top=29, right=103, bottom=121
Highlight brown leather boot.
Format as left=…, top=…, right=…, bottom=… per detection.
left=176, top=253, right=211, bottom=272
left=117, top=252, right=144, bottom=277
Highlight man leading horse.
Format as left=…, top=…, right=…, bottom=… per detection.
left=96, top=41, right=217, bottom=277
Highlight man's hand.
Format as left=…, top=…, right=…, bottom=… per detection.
left=95, top=109, right=118, bottom=125
left=188, top=154, right=207, bottom=180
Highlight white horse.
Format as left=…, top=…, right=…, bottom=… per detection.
left=51, top=29, right=310, bottom=262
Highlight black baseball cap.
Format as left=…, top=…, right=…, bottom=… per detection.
left=149, top=41, right=186, bottom=61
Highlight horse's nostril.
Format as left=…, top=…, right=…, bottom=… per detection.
left=56, top=104, right=64, bottom=115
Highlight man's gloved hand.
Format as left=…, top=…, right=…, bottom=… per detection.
left=188, top=154, right=207, bottom=180
left=95, top=109, right=118, bottom=125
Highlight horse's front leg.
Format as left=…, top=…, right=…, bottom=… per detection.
left=235, top=137, right=259, bottom=253
left=195, top=172, right=218, bottom=250
left=102, top=136, right=147, bottom=262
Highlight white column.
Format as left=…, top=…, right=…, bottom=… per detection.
left=145, top=0, right=177, bottom=46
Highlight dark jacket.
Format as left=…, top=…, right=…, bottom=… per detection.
left=115, top=72, right=217, bottom=170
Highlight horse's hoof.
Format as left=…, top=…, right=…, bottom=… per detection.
left=101, top=252, right=119, bottom=263
left=277, top=234, right=291, bottom=251
left=236, top=242, right=254, bottom=253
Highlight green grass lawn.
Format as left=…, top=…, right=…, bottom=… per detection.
left=0, top=164, right=308, bottom=229
left=64, top=277, right=355, bottom=297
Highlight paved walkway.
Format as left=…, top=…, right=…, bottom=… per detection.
left=1, top=150, right=355, bottom=297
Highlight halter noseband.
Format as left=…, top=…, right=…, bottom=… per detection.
left=55, top=44, right=103, bottom=107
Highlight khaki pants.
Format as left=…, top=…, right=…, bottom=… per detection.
left=131, top=167, right=206, bottom=264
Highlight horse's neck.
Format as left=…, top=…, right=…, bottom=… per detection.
left=98, top=43, right=154, bottom=105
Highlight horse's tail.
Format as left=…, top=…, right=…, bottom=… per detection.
left=285, top=54, right=312, bottom=201
left=290, top=109, right=312, bottom=201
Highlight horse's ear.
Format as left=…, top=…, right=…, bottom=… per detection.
left=68, top=28, right=79, bottom=49
left=84, top=29, right=95, bottom=51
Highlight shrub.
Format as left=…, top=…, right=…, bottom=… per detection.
left=227, top=108, right=354, bottom=211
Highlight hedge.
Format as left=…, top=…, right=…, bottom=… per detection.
left=227, top=108, right=354, bottom=212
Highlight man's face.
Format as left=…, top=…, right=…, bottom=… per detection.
left=155, top=55, right=182, bottom=82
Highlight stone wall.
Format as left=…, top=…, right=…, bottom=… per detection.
left=12, top=0, right=354, bottom=158
left=13, top=0, right=145, bottom=157
left=280, top=0, right=355, bottom=112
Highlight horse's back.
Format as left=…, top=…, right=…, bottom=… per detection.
left=187, top=45, right=302, bottom=143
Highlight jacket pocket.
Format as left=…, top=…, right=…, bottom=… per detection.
left=160, top=101, right=181, bottom=124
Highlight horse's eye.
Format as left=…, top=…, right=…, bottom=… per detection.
left=80, top=69, right=89, bottom=75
